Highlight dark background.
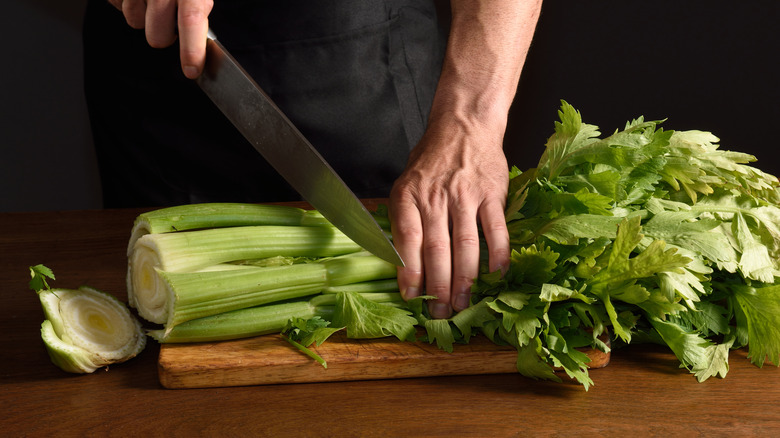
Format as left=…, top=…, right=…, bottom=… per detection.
left=3, top=1, right=778, bottom=211
left=505, top=1, right=780, bottom=175
left=3, top=0, right=100, bottom=212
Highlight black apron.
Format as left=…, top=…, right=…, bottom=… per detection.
left=83, top=0, right=447, bottom=207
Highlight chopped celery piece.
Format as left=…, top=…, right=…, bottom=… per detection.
left=37, top=287, right=146, bottom=373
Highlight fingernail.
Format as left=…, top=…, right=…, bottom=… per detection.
left=432, top=302, right=451, bottom=319
left=403, top=286, right=420, bottom=300
left=454, top=293, right=470, bottom=311
left=183, top=65, right=199, bottom=78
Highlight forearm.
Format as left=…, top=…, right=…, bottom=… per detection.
left=429, top=0, right=542, bottom=137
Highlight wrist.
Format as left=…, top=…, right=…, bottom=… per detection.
left=426, top=86, right=512, bottom=148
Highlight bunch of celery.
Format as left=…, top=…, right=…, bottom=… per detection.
left=126, top=203, right=413, bottom=344
left=418, top=101, right=780, bottom=388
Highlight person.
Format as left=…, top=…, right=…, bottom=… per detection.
left=85, top=0, right=542, bottom=319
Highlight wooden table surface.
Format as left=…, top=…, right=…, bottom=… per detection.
left=2, top=206, right=779, bottom=436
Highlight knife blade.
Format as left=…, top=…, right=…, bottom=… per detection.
left=196, top=30, right=403, bottom=266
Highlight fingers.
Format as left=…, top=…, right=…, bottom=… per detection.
left=392, top=177, right=509, bottom=320
left=121, top=0, right=146, bottom=29
left=113, top=0, right=212, bottom=79
left=445, top=193, right=508, bottom=315
left=421, top=200, right=454, bottom=319
left=479, top=197, right=511, bottom=276
left=389, top=192, right=425, bottom=303
left=392, top=184, right=484, bottom=319
left=177, top=0, right=213, bottom=78
left=450, top=201, right=480, bottom=313
left=145, top=0, right=178, bottom=49
left=107, top=0, right=123, bottom=12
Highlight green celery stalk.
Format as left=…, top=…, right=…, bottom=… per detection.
left=127, top=203, right=332, bottom=254
left=158, top=252, right=398, bottom=329
left=322, top=278, right=400, bottom=294
left=128, top=224, right=364, bottom=323
left=149, top=292, right=406, bottom=343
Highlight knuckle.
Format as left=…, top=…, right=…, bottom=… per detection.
left=424, top=238, right=450, bottom=256
left=398, top=265, right=423, bottom=280
left=482, top=218, right=509, bottom=238
left=452, top=272, right=476, bottom=287
left=147, top=34, right=174, bottom=49
left=179, top=2, right=213, bottom=25
left=452, top=233, right=480, bottom=249
left=392, top=221, right=423, bottom=244
left=491, top=245, right=511, bottom=261
left=425, top=282, right=450, bottom=299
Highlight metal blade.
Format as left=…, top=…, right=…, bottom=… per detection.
left=196, top=30, right=403, bottom=266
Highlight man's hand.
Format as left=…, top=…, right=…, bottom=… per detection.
left=390, top=0, right=542, bottom=319
left=390, top=116, right=511, bottom=319
left=107, top=0, right=213, bottom=79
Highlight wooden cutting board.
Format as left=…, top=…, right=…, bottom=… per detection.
left=158, top=331, right=610, bottom=389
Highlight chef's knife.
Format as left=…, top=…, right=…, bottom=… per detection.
left=196, top=30, right=403, bottom=266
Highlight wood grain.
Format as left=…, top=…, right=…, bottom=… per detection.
left=158, top=331, right=610, bottom=388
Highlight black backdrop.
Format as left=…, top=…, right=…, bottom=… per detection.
left=504, top=1, right=780, bottom=176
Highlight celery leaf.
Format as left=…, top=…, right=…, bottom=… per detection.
left=693, top=338, right=734, bottom=382
left=544, top=321, right=594, bottom=390
left=516, top=337, right=561, bottom=383
left=649, top=316, right=730, bottom=381
left=450, top=298, right=497, bottom=341
left=424, top=319, right=457, bottom=353
left=281, top=316, right=343, bottom=368
left=507, top=243, right=559, bottom=286
left=333, top=292, right=417, bottom=342
left=730, top=284, right=780, bottom=367
left=29, top=264, right=55, bottom=292
left=486, top=291, right=543, bottom=348
left=589, top=216, right=690, bottom=340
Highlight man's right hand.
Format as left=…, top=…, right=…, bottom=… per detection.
left=108, top=0, right=214, bottom=79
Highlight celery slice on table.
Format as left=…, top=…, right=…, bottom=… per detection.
left=37, top=287, right=146, bottom=373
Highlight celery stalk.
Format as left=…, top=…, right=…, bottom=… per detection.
left=133, top=225, right=362, bottom=272
left=128, top=225, right=364, bottom=323
left=322, top=278, right=400, bottom=294
left=158, top=252, right=398, bottom=329
left=149, top=292, right=406, bottom=343
left=126, top=203, right=405, bottom=343
left=148, top=300, right=320, bottom=343
left=127, top=203, right=331, bottom=254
